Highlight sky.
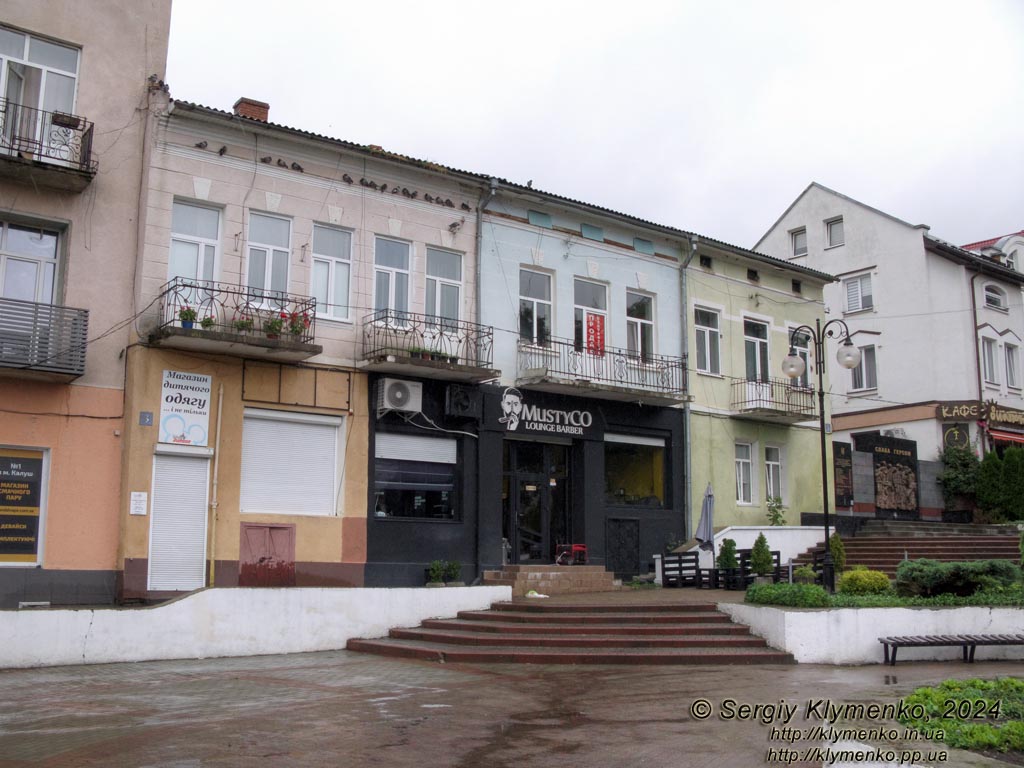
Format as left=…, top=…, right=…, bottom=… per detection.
left=166, top=0, right=1024, bottom=250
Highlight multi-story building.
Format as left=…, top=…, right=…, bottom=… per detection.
left=756, top=183, right=1024, bottom=520
left=0, top=1, right=172, bottom=608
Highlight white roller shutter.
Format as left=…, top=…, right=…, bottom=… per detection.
left=148, top=454, right=209, bottom=591
left=375, top=432, right=457, bottom=463
left=240, top=410, right=340, bottom=515
left=605, top=433, right=665, bottom=447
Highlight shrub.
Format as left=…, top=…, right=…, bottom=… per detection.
left=745, top=582, right=830, bottom=608
left=838, top=568, right=891, bottom=595
left=427, top=559, right=446, bottom=583
left=828, top=532, right=846, bottom=574
left=1004, top=447, right=1024, bottom=521
left=766, top=497, right=786, bottom=526
left=977, top=451, right=1005, bottom=515
left=900, top=678, right=1024, bottom=753
left=793, top=565, right=817, bottom=584
left=717, top=538, right=738, bottom=569
left=443, top=560, right=462, bottom=582
left=750, top=533, right=773, bottom=575
left=937, top=445, right=979, bottom=508
left=896, top=558, right=1020, bottom=597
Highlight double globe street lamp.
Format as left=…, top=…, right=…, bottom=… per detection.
left=781, top=318, right=861, bottom=592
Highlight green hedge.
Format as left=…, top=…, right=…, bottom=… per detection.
left=837, top=569, right=891, bottom=595
left=895, top=558, right=1020, bottom=597
left=745, top=582, right=830, bottom=608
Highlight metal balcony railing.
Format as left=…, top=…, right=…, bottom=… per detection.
left=518, top=336, right=686, bottom=396
left=730, top=376, right=815, bottom=417
left=362, top=309, right=494, bottom=368
left=0, top=296, right=89, bottom=377
left=0, top=99, right=97, bottom=173
left=156, top=277, right=317, bottom=344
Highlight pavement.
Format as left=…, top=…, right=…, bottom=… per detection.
left=0, top=590, right=1021, bottom=768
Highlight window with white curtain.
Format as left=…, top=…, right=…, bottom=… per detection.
left=1007, top=343, right=1020, bottom=389
left=844, top=273, right=873, bottom=313
left=735, top=442, right=752, bottom=504
left=170, top=201, right=219, bottom=283
left=694, top=308, right=720, bottom=374
left=765, top=446, right=782, bottom=502
left=0, top=219, right=60, bottom=304
left=311, top=224, right=351, bottom=320
left=983, top=338, right=999, bottom=385
left=851, top=345, right=877, bottom=390
left=626, top=291, right=654, bottom=361
left=426, top=247, right=462, bottom=329
left=374, top=237, right=410, bottom=317
left=247, top=212, right=291, bottom=304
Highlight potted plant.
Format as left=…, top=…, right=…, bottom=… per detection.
left=443, top=560, right=464, bottom=587
left=749, top=533, right=774, bottom=584
left=231, top=317, right=254, bottom=334
left=793, top=564, right=817, bottom=584
left=263, top=315, right=285, bottom=338
left=426, top=559, right=446, bottom=587
left=287, top=311, right=310, bottom=337
left=178, top=306, right=197, bottom=329
left=717, top=537, right=739, bottom=588
left=199, top=315, right=215, bottom=330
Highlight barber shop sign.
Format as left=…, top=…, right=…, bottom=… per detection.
left=494, top=387, right=598, bottom=438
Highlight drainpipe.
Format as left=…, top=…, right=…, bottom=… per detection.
left=970, top=270, right=986, bottom=453
left=208, top=384, right=224, bottom=586
left=679, top=236, right=698, bottom=539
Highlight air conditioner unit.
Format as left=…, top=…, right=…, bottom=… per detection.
left=378, top=378, right=423, bottom=415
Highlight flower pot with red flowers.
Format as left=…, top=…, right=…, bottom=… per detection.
left=263, top=316, right=284, bottom=339
left=287, top=311, right=311, bottom=338
left=178, top=306, right=197, bottom=329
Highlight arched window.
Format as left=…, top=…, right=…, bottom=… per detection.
left=1007, top=250, right=1019, bottom=271
left=984, top=284, right=1007, bottom=310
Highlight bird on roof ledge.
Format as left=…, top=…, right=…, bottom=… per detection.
left=194, top=140, right=207, bottom=149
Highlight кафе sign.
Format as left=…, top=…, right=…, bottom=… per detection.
left=936, top=400, right=1024, bottom=429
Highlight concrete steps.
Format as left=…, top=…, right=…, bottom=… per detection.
left=481, top=564, right=620, bottom=597
left=346, top=599, right=793, bottom=665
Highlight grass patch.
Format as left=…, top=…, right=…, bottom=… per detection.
left=899, top=678, right=1024, bottom=754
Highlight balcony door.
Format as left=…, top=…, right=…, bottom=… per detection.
left=744, top=318, right=771, bottom=403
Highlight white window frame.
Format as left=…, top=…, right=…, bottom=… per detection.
left=764, top=445, right=783, bottom=502
left=743, top=317, right=770, bottom=383
left=246, top=211, right=291, bottom=305
left=826, top=217, right=844, bottom=248
left=982, top=337, right=999, bottom=385
left=791, top=228, right=807, bottom=257
left=789, top=328, right=811, bottom=388
left=735, top=442, right=753, bottom=505
left=0, top=218, right=61, bottom=305
left=373, top=236, right=411, bottom=318
left=694, top=307, right=721, bottom=375
left=1006, top=343, right=1020, bottom=389
left=169, top=201, right=219, bottom=284
left=573, top=278, right=608, bottom=354
left=1007, top=250, right=1018, bottom=271
left=844, top=273, right=873, bottom=313
left=984, top=284, right=1008, bottom=311
left=626, top=290, right=655, bottom=362
left=311, top=223, right=352, bottom=321
left=519, top=268, right=552, bottom=346
left=425, top=247, right=463, bottom=325
left=851, top=344, right=877, bottom=391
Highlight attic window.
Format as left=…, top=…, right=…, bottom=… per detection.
left=633, top=238, right=654, bottom=255
left=581, top=224, right=603, bottom=242
left=527, top=210, right=552, bottom=229
left=985, top=284, right=1008, bottom=310
left=699, top=255, right=712, bottom=270
left=792, top=279, right=802, bottom=294
left=747, top=268, right=760, bottom=282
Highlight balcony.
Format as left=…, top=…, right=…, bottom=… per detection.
left=0, top=296, right=88, bottom=381
left=516, top=337, right=687, bottom=405
left=0, top=99, right=97, bottom=192
left=730, top=376, right=816, bottom=424
left=360, top=309, right=498, bottom=382
left=150, top=277, right=322, bottom=362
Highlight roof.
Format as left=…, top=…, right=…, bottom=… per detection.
left=924, top=235, right=1024, bottom=286
left=961, top=231, right=1024, bottom=252
left=169, top=99, right=837, bottom=283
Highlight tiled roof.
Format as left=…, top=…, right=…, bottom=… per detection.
left=961, top=230, right=1024, bottom=251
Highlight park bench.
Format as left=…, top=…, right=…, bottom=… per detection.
left=879, top=634, right=1024, bottom=666
left=661, top=551, right=700, bottom=588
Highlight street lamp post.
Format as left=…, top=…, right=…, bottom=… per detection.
left=781, top=318, right=861, bottom=592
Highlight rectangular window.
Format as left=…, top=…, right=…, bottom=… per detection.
left=527, top=210, right=552, bottom=229
left=170, top=202, right=218, bottom=283
left=374, top=433, right=458, bottom=520
left=573, top=278, right=607, bottom=354
left=765, top=446, right=782, bottom=502
left=374, top=237, right=410, bottom=317
left=426, top=247, right=462, bottom=328
left=790, top=330, right=810, bottom=388
left=581, top=224, right=603, bottom=241
left=844, top=273, right=873, bottom=312
left=0, top=219, right=60, bottom=304
left=1007, top=343, right=1020, bottom=389
left=311, top=224, right=351, bottom=320
left=694, top=308, right=720, bottom=375
left=247, top=212, right=290, bottom=304
left=240, top=409, right=342, bottom=516
left=519, top=269, right=552, bottom=345
left=744, top=318, right=769, bottom=383
left=626, top=291, right=654, bottom=361
left=827, top=218, right=844, bottom=247
left=792, top=229, right=807, bottom=256
left=604, top=434, right=665, bottom=507
left=633, top=237, right=654, bottom=255
left=983, top=338, right=999, bottom=385
left=851, top=345, right=877, bottom=390
left=735, top=443, right=752, bottom=504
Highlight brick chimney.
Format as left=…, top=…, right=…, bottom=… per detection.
left=233, top=97, right=269, bottom=122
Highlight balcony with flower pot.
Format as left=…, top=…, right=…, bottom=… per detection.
left=0, top=99, right=97, bottom=192
left=150, top=277, right=322, bottom=362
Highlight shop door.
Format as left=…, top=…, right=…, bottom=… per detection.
left=148, top=453, right=209, bottom=591
left=503, top=442, right=570, bottom=564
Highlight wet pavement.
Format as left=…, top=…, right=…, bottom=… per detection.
left=0, top=590, right=1021, bottom=767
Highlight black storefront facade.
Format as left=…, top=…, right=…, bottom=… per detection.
left=363, top=373, right=685, bottom=586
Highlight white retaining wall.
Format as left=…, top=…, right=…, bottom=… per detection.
left=0, top=586, right=510, bottom=669
left=691, top=526, right=825, bottom=569
left=721, top=603, right=1024, bottom=664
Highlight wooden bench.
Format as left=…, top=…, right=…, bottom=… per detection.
left=662, top=551, right=700, bottom=588
left=879, top=634, right=1024, bottom=666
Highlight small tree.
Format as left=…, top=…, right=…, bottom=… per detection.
left=936, top=445, right=980, bottom=509
left=1001, top=446, right=1024, bottom=521
left=828, top=532, right=846, bottom=575
left=976, top=451, right=1005, bottom=517
left=766, top=497, right=786, bottom=526
left=750, top=533, right=773, bottom=576
left=716, top=538, right=738, bottom=570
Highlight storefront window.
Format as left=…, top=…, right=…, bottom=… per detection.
left=604, top=437, right=665, bottom=506
left=374, top=459, right=458, bottom=520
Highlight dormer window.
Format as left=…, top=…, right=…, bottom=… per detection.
left=1007, top=250, right=1018, bottom=271
left=984, top=284, right=1008, bottom=310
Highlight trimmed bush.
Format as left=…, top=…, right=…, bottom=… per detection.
left=750, top=533, right=773, bottom=576
left=427, top=559, right=446, bottom=583
left=976, top=451, right=1005, bottom=516
left=828, top=532, right=846, bottom=574
left=838, top=568, right=891, bottom=595
left=896, top=558, right=1021, bottom=597
left=745, top=582, right=830, bottom=608
left=717, top=538, right=738, bottom=570
left=793, top=565, right=817, bottom=584
left=1005, top=446, right=1024, bottom=521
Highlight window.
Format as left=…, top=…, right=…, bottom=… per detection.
left=426, top=247, right=462, bottom=328
left=744, top=318, right=769, bottom=383
left=765, top=446, right=782, bottom=502
left=373, top=237, right=410, bottom=316
left=633, top=238, right=654, bottom=255
left=311, top=224, right=351, bottom=320
left=790, top=330, right=810, bottom=388
left=844, top=273, right=873, bottom=313
left=792, top=280, right=802, bottom=294
left=527, top=210, right=552, bottom=229
left=604, top=434, right=665, bottom=507
left=519, top=269, right=551, bottom=345
left=574, top=278, right=607, bottom=354
left=851, top=345, right=877, bottom=390
left=0, top=219, right=59, bottom=303
left=581, top=224, right=603, bottom=241
left=747, top=268, right=760, bottom=282
left=626, top=291, right=654, bottom=361
left=1007, top=344, right=1019, bottom=389
left=240, top=409, right=342, bottom=516
left=699, top=255, right=712, bottom=270
left=374, top=433, right=458, bottom=520
left=984, top=284, right=1007, bottom=310
left=827, top=218, right=844, bottom=247
left=694, top=308, right=720, bottom=375
left=247, top=212, right=290, bottom=304
left=170, top=202, right=218, bottom=284
left=1007, top=251, right=1019, bottom=271
left=735, top=443, right=752, bottom=504
left=983, top=338, right=999, bottom=385
left=792, top=229, right=807, bottom=257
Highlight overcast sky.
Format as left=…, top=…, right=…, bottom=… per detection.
left=166, top=0, right=1023, bottom=250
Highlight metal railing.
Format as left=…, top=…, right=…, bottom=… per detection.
left=0, top=296, right=89, bottom=376
left=730, top=376, right=815, bottom=417
left=156, top=277, right=317, bottom=344
left=362, top=309, right=494, bottom=368
left=518, top=336, right=686, bottom=395
left=0, top=99, right=97, bottom=173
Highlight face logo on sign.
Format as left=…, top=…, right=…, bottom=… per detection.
left=499, top=387, right=524, bottom=431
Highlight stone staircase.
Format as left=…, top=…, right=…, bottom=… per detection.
left=346, top=599, right=793, bottom=665
left=793, top=521, right=1022, bottom=577
left=480, top=564, right=621, bottom=597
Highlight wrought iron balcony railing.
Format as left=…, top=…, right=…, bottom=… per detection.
left=730, top=375, right=815, bottom=417
left=0, top=296, right=89, bottom=377
left=0, top=99, right=97, bottom=173
left=517, top=336, right=686, bottom=396
left=362, top=309, right=494, bottom=368
left=156, top=277, right=317, bottom=344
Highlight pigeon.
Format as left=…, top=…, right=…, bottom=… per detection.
left=359, top=178, right=369, bottom=186
left=402, top=187, right=411, bottom=197
left=260, top=156, right=273, bottom=163
left=424, top=194, right=434, bottom=203
left=291, top=162, right=303, bottom=172
left=444, top=199, right=454, bottom=208
left=217, top=145, right=227, bottom=156
left=194, top=140, right=207, bottom=149
left=461, top=202, right=471, bottom=211
left=277, top=158, right=287, bottom=167
left=379, top=184, right=388, bottom=193
left=368, top=180, right=378, bottom=190
left=392, top=187, right=400, bottom=194
left=410, top=191, right=418, bottom=199
left=343, top=174, right=353, bottom=183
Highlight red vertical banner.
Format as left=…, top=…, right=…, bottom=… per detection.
left=586, top=313, right=605, bottom=355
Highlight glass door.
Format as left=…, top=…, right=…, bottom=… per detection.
left=502, top=441, right=570, bottom=564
